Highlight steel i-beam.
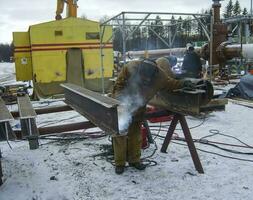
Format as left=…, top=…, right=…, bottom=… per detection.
left=61, top=83, right=121, bottom=135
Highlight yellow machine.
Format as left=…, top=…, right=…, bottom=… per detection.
left=13, top=1, right=114, bottom=98
left=55, top=0, right=78, bottom=20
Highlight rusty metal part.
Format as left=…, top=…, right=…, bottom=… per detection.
left=211, top=0, right=228, bottom=68
left=61, top=83, right=121, bottom=135
left=150, top=80, right=214, bottom=116
left=14, top=121, right=96, bottom=138
left=11, top=105, right=73, bottom=118
left=216, top=42, right=241, bottom=62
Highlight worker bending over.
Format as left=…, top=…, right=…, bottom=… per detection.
left=112, top=57, right=194, bottom=174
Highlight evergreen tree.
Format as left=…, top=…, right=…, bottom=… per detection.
left=242, top=7, right=248, bottom=15
left=182, top=17, right=192, bottom=37
left=170, top=15, right=176, bottom=36
left=223, top=0, right=233, bottom=18
left=177, top=16, right=183, bottom=33
left=112, top=27, right=122, bottom=51
left=233, top=0, right=241, bottom=16
left=0, top=43, right=13, bottom=62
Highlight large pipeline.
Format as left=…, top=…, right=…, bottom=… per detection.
left=126, top=43, right=253, bottom=62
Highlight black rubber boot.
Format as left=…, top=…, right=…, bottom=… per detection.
left=129, top=162, right=146, bottom=170
left=115, top=166, right=125, bottom=175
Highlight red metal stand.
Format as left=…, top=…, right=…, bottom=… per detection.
left=161, top=113, right=204, bottom=174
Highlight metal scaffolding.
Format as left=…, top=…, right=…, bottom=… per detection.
left=99, top=11, right=211, bottom=93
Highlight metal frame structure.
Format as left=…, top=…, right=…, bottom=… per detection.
left=222, top=15, right=253, bottom=74
left=99, top=11, right=211, bottom=92
left=223, top=15, right=253, bottom=44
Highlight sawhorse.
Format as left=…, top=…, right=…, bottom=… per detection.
left=161, top=113, right=204, bottom=174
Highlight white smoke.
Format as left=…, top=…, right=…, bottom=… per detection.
left=117, top=93, right=144, bottom=134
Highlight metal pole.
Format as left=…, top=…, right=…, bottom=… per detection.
left=251, top=0, right=253, bottom=16
left=5, top=122, right=9, bottom=141
left=209, top=12, right=214, bottom=81
left=122, top=13, right=126, bottom=64
left=28, top=119, right=32, bottom=136
left=240, top=21, right=243, bottom=73
left=126, top=14, right=150, bottom=40
left=99, top=26, right=105, bottom=94
left=149, top=27, right=171, bottom=48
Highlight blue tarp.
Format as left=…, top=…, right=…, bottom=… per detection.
left=226, top=74, right=253, bottom=100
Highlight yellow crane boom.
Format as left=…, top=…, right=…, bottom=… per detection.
left=56, top=0, right=78, bottom=20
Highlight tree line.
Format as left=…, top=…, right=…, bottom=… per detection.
left=0, top=43, right=13, bottom=62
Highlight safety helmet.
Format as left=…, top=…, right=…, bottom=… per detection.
left=186, top=43, right=194, bottom=51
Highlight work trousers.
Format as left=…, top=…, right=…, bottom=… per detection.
left=113, top=121, right=142, bottom=166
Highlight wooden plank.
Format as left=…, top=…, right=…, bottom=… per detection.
left=229, top=98, right=253, bottom=108
left=17, top=94, right=36, bottom=119
left=0, top=97, right=13, bottom=123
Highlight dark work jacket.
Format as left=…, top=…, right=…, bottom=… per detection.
left=181, top=50, right=202, bottom=78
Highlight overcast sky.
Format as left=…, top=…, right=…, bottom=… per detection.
left=0, top=0, right=251, bottom=44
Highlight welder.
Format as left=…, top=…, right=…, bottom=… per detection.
left=112, top=56, right=195, bottom=174
left=181, top=43, right=202, bottom=78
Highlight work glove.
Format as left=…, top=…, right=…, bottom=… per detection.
left=182, top=80, right=196, bottom=89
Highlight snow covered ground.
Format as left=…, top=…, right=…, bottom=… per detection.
left=1, top=63, right=253, bottom=200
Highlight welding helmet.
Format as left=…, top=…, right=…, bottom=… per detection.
left=138, top=59, right=158, bottom=85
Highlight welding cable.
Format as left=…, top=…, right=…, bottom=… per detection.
left=141, top=140, right=158, bottom=160
left=171, top=141, right=253, bottom=163
left=153, top=132, right=253, bottom=154
left=6, top=140, right=13, bottom=150
left=152, top=132, right=253, bottom=155
left=151, top=123, right=253, bottom=151
left=176, top=137, right=253, bottom=155
left=152, top=122, right=162, bottom=140
left=138, top=141, right=158, bottom=167
left=151, top=121, right=253, bottom=150
left=104, top=136, right=158, bottom=167
left=148, top=115, right=207, bottom=130
left=200, top=129, right=253, bottom=148
left=141, top=159, right=158, bottom=167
